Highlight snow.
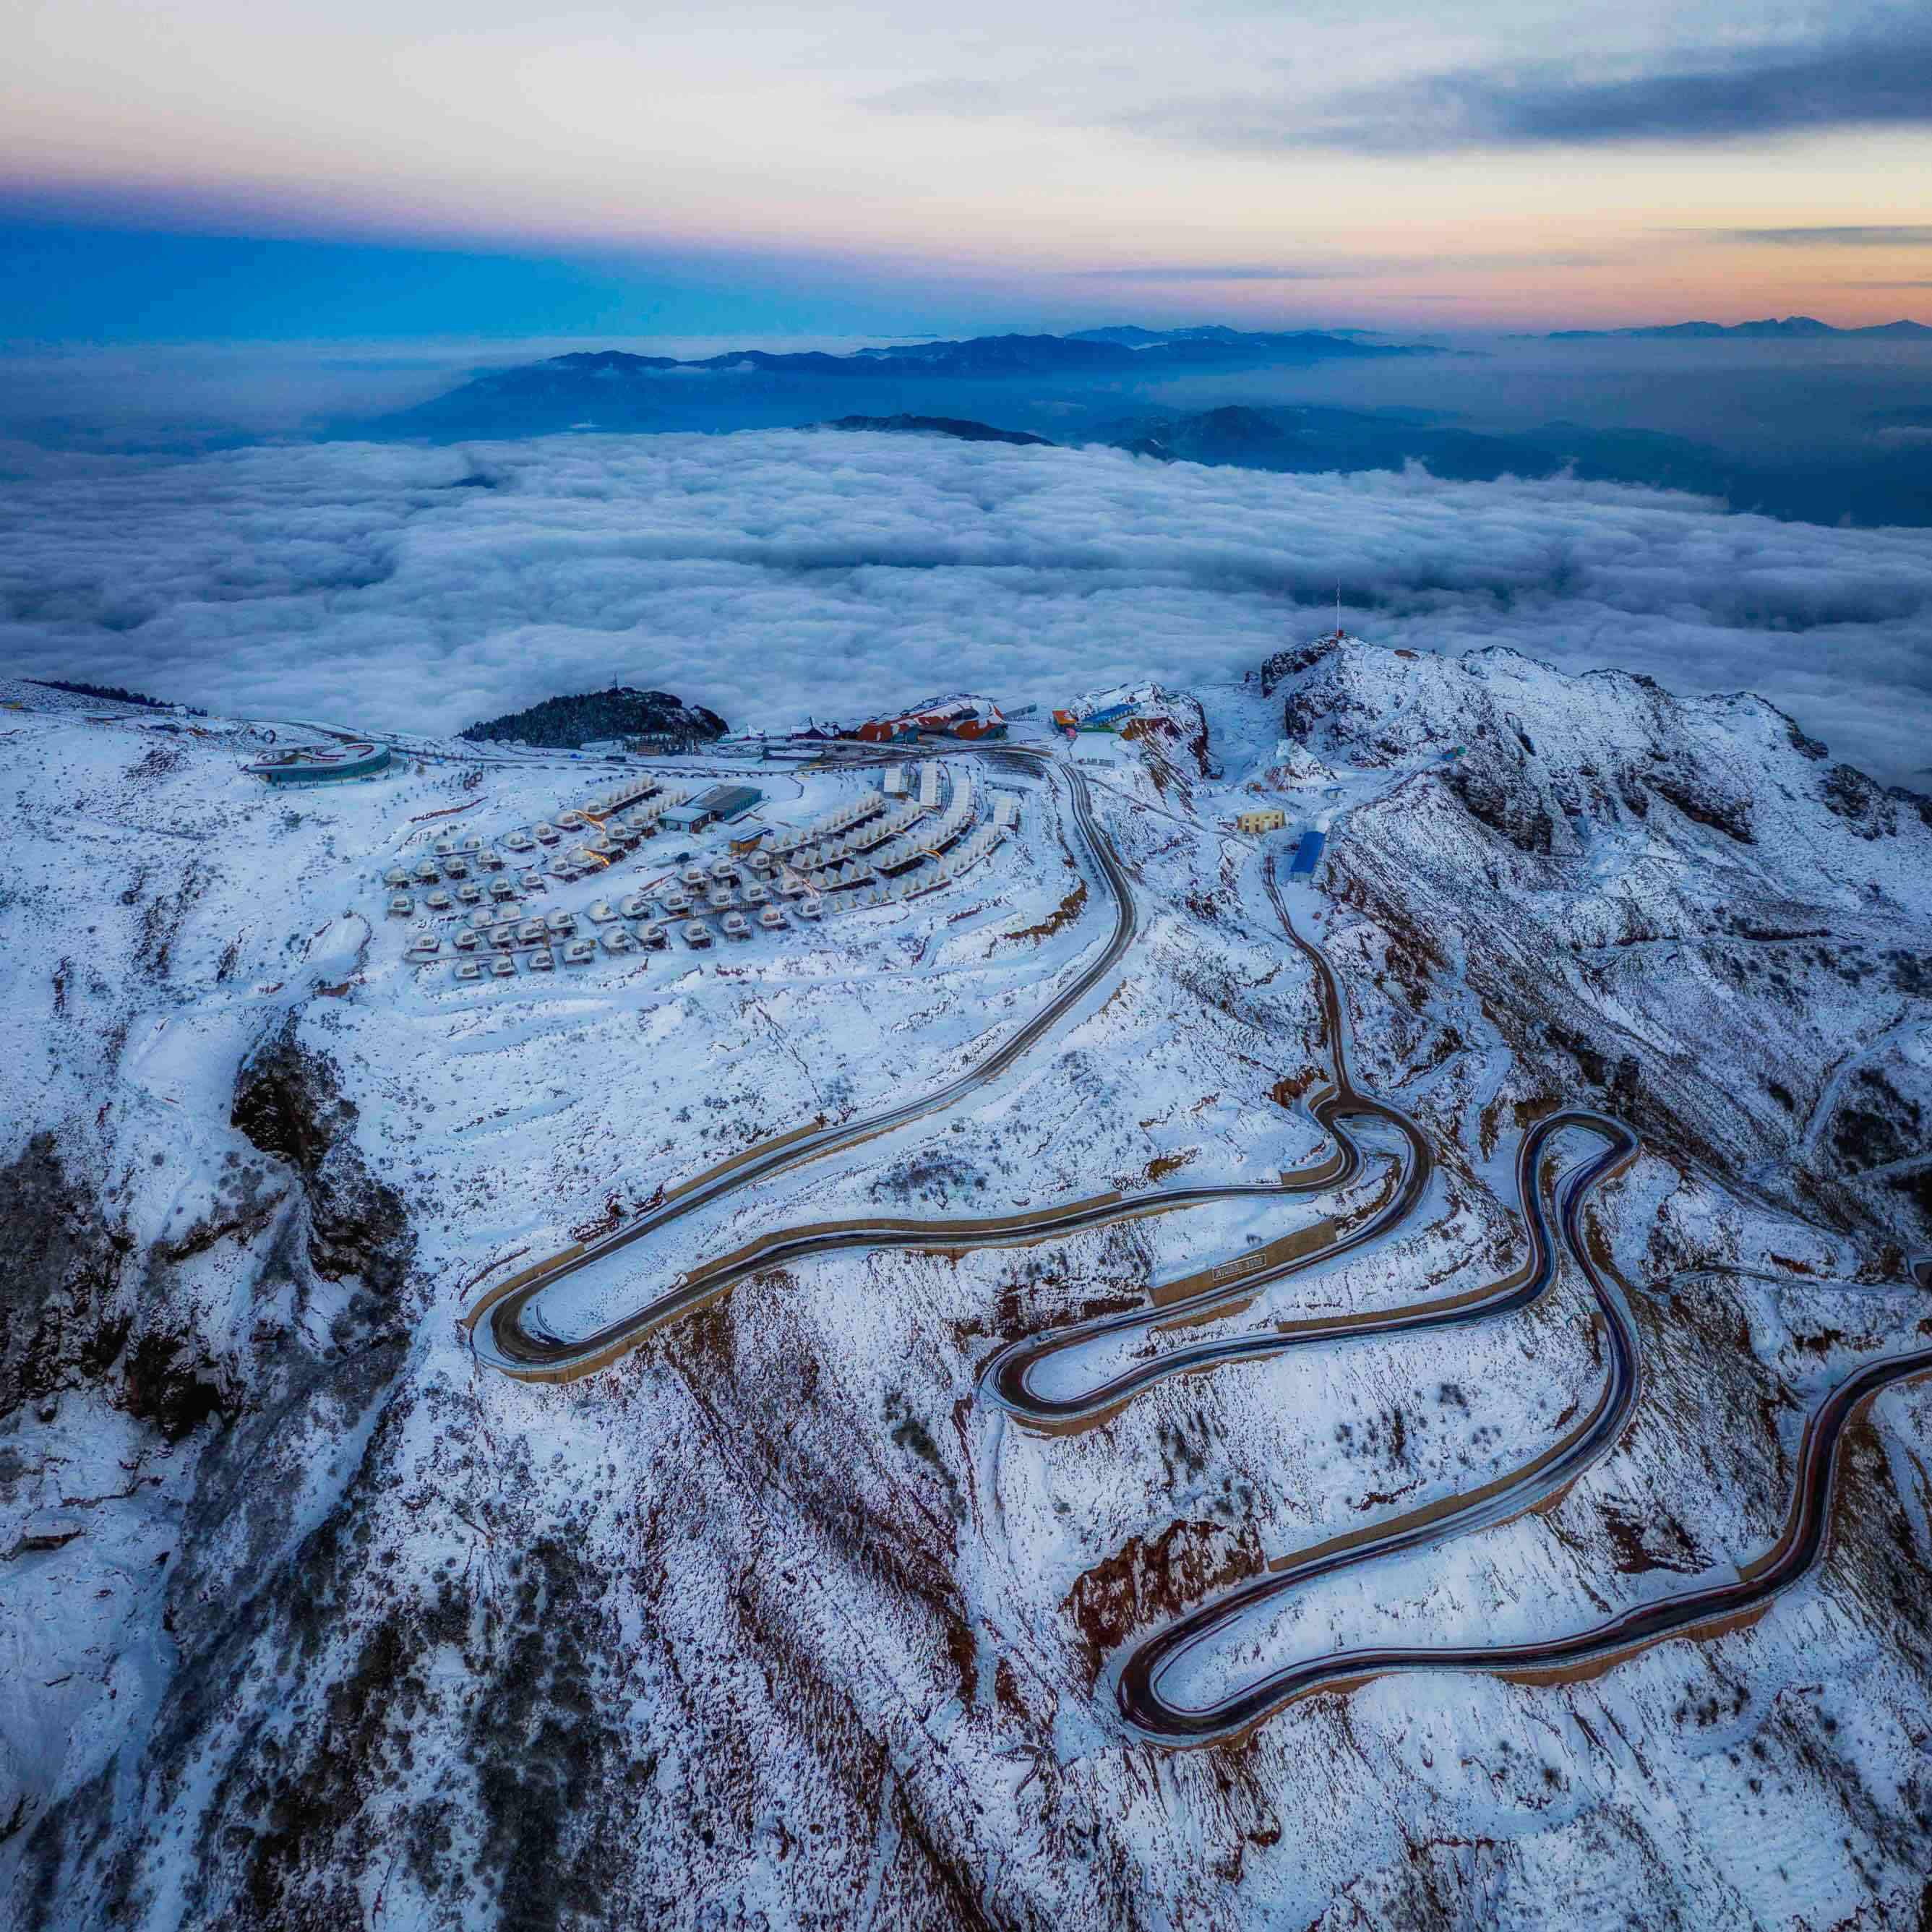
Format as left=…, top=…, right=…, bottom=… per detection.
left=2, top=636, right=1929, bottom=1927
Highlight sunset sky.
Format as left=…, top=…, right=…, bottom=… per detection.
left=4, top=0, right=1931, bottom=338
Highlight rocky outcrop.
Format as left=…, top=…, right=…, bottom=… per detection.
left=0, top=1134, right=237, bottom=1439
left=1821, top=763, right=1932, bottom=840
left=1120, top=690, right=1214, bottom=778
left=232, top=1021, right=413, bottom=1297
left=1273, top=645, right=1787, bottom=857
left=0, top=1134, right=132, bottom=1423
left=1063, top=1519, right=1264, bottom=1684
left=1261, top=631, right=1341, bottom=698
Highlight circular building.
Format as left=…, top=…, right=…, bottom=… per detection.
left=244, top=740, right=392, bottom=787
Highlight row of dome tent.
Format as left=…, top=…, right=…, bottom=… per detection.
left=761, top=790, right=887, bottom=860
left=816, top=817, right=1008, bottom=914
left=424, top=897, right=826, bottom=984
left=786, top=797, right=925, bottom=873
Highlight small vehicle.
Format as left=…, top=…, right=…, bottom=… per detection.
left=387, top=893, right=415, bottom=917
left=635, top=922, right=667, bottom=950
left=721, top=911, right=751, bottom=940
left=619, top=891, right=652, bottom=919
left=682, top=920, right=713, bottom=949
left=532, top=822, right=560, bottom=845
left=757, top=906, right=786, bottom=931
left=455, top=882, right=484, bottom=905
left=546, top=910, right=576, bottom=935
left=586, top=898, right=618, bottom=924
left=452, top=959, right=484, bottom=982
left=796, top=896, right=823, bottom=920
left=562, top=938, right=596, bottom=966
left=489, top=954, right=517, bottom=978
left=424, top=889, right=453, bottom=912
left=527, top=946, right=554, bottom=971
left=599, top=926, right=636, bottom=953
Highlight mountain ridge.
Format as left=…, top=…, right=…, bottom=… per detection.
left=1546, top=315, right=1931, bottom=340
left=374, top=325, right=1432, bottom=438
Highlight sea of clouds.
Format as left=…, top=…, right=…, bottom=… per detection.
left=2, top=429, right=1928, bottom=782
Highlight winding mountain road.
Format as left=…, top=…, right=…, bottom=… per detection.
left=468, top=747, right=1932, bottom=1746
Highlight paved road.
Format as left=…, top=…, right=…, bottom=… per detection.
left=473, top=749, right=1140, bottom=1377
left=468, top=747, right=1932, bottom=1743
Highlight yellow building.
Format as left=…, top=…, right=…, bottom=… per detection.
left=1237, top=807, right=1287, bottom=836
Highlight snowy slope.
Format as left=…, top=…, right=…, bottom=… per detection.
left=1, top=644, right=1928, bottom=1931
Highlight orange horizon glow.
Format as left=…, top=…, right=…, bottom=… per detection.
left=5, top=0, right=1929, bottom=336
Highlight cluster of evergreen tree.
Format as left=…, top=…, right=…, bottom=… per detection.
left=458, top=686, right=727, bottom=750
left=28, top=677, right=205, bottom=714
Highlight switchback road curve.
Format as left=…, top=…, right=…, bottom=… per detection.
left=468, top=750, right=1932, bottom=1744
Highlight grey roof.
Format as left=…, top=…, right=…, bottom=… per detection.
left=690, top=783, right=763, bottom=820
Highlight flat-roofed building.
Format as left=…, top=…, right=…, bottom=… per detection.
left=661, top=783, right=763, bottom=833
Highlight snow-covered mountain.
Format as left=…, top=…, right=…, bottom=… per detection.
left=2, top=638, right=1927, bottom=1928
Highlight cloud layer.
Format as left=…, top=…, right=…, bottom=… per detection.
left=1125, top=20, right=1932, bottom=158
left=2, top=430, right=1928, bottom=783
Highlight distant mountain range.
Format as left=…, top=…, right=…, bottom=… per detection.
left=1546, top=316, right=1931, bottom=340
left=374, top=326, right=1430, bottom=438
left=1086, top=403, right=1932, bottom=526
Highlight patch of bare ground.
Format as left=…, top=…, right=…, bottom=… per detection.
left=1545, top=1209, right=1795, bottom=1605
left=1328, top=866, right=1448, bottom=1013
left=637, top=1450, right=996, bottom=1929
left=1820, top=1413, right=1932, bottom=1675
left=1062, top=1519, right=1265, bottom=1688
left=1268, top=1068, right=1323, bottom=1109
left=655, top=1274, right=967, bottom=1631
left=999, top=880, right=1086, bottom=945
